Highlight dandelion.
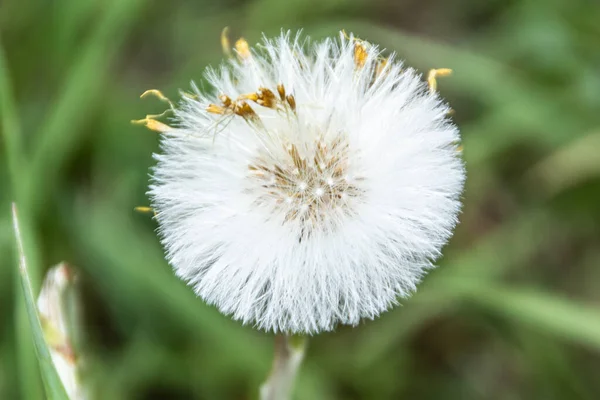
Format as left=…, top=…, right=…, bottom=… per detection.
left=144, top=31, right=465, bottom=334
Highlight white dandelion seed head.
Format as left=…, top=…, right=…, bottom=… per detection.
left=149, top=31, right=465, bottom=334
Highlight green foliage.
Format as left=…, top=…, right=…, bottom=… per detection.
left=11, top=206, right=70, bottom=400
left=1, top=0, right=600, bottom=398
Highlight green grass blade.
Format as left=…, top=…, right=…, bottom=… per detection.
left=459, top=282, right=600, bottom=350
left=1, top=39, right=45, bottom=400
left=11, top=204, right=69, bottom=400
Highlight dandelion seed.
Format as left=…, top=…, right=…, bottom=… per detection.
left=148, top=31, right=465, bottom=334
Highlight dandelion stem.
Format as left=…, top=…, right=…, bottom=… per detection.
left=260, top=334, right=307, bottom=400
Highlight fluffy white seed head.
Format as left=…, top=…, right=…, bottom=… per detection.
left=149, top=31, right=465, bottom=334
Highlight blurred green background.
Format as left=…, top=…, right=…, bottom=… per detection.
left=2, top=0, right=600, bottom=398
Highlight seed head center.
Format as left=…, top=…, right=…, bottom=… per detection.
left=248, top=137, right=362, bottom=228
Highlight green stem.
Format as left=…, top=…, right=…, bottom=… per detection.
left=260, top=335, right=307, bottom=400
